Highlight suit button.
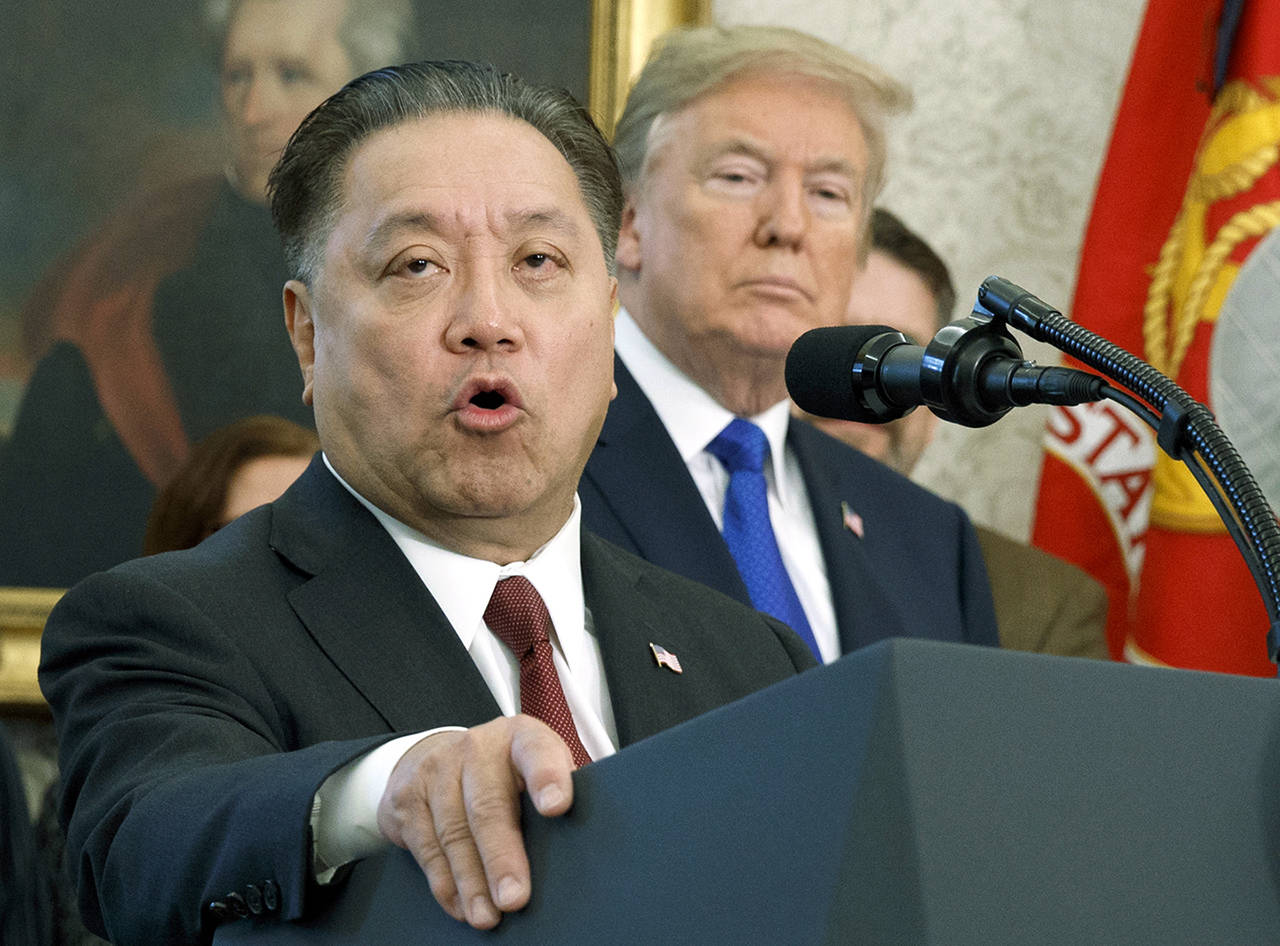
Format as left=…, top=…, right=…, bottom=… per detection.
left=261, top=880, right=280, bottom=912
left=244, top=884, right=264, bottom=915
left=226, top=891, right=251, bottom=918
left=207, top=900, right=235, bottom=922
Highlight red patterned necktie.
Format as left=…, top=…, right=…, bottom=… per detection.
left=484, top=576, right=592, bottom=767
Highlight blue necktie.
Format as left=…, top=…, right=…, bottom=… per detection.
left=706, top=418, right=821, bottom=661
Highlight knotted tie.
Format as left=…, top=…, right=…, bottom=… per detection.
left=706, top=418, right=821, bottom=660
left=484, top=576, right=592, bottom=767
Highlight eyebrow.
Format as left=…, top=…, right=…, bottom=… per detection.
left=360, top=211, right=438, bottom=256
left=361, top=206, right=586, bottom=254
left=510, top=206, right=586, bottom=240
left=703, top=137, right=861, bottom=181
left=705, top=138, right=771, bottom=165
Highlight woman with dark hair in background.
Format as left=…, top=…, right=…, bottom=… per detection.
left=143, top=414, right=318, bottom=554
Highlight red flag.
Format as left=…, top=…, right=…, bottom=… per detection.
left=1032, top=0, right=1280, bottom=675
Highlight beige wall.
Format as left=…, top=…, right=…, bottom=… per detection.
left=715, top=0, right=1146, bottom=540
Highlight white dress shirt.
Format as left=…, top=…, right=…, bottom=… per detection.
left=312, top=456, right=617, bottom=877
left=613, top=310, right=839, bottom=663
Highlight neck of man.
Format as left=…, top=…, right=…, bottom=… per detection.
left=225, top=162, right=269, bottom=207
left=395, top=492, right=577, bottom=566
left=624, top=305, right=791, bottom=417
left=393, top=496, right=575, bottom=566
left=328, top=455, right=574, bottom=566
left=412, top=519, right=562, bottom=567
left=684, top=353, right=790, bottom=418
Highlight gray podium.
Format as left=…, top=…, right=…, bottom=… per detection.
left=217, top=638, right=1280, bottom=944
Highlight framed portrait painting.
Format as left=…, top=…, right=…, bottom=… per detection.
left=0, top=0, right=709, bottom=706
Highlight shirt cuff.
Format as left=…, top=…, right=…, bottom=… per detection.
left=311, top=727, right=466, bottom=883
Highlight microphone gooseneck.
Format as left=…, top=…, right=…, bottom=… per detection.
left=974, top=275, right=1280, bottom=660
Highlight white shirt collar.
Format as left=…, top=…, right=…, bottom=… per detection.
left=614, top=308, right=793, bottom=487
left=322, top=455, right=591, bottom=671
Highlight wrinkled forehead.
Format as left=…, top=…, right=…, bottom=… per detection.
left=316, top=113, right=602, bottom=265
left=223, top=0, right=351, bottom=62
left=641, top=70, right=867, bottom=180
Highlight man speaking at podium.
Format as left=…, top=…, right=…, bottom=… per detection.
left=40, top=61, right=815, bottom=945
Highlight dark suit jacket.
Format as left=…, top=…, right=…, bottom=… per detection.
left=39, top=458, right=813, bottom=946
left=581, top=358, right=999, bottom=653
left=974, top=526, right=1110, bottom=659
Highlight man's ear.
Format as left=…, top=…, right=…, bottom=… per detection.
left=283, top=280, right=316, bottom=407
left=615, top=198, right=642, bottom=273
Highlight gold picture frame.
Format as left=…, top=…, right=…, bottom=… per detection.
left=0, top=587, right=63, bottom=708
left=590, top=0, right=712, bottom=132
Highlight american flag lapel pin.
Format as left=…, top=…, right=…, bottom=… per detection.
left=649, top=642, right=683, bottom=674
left=841, top=501, right=865, bottom=538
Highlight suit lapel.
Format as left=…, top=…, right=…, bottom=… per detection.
left=582, top=356, right=751, bottom=607
left=271, top=460, right=499, bottom=732
left=788, top=420, right=908, bottom=653
left=585, top=363, right=909, bottom=655
left=581, top=533, right=733, bottom=746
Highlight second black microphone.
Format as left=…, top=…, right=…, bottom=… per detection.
left=785, top=321, right=1106, bottom=429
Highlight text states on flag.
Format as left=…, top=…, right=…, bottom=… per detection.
left=1044, top=400, right=1155, bottom=580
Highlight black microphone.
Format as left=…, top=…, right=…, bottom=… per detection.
left=785, top=317, right=1105, bottom=428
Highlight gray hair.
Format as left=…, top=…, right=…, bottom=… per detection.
left=203, top=0, right=416, bottom=75
left=612, top=24, right=911, bottom=224
left=268, top=60, right=623, bottom=282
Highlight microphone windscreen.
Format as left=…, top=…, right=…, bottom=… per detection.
left=785, top=325, right=896, bottom=420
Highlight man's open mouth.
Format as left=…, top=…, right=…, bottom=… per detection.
left=470, top=390, right=507, bottom=410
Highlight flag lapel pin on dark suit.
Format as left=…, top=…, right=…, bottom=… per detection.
left=649, top=642, right=683, bottom=674
left=841, top=501, right=865, bottom=538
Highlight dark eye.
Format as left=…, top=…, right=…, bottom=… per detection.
left=385, top=255, right=441, bottom=280
left=279, top=64, right=311, bottom=85
left=706, top=163, right=765, bottom=194
left=518, top=252, right=566, bottom=275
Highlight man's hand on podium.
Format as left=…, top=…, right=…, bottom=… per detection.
left=375, top=715, right=577, bottom=929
